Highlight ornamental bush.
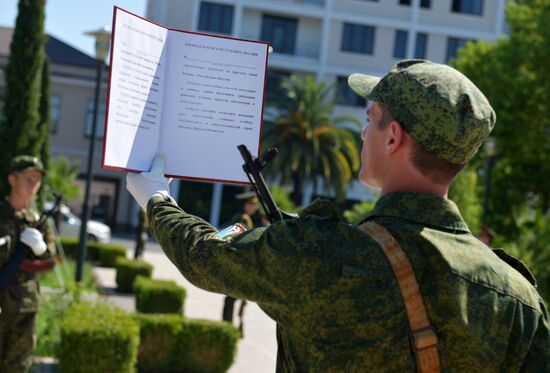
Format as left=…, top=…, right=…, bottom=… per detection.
left=58, top=302, right=139, bottom=373
left=134, top=276, right=186, bottom=315
left=136, top=314, right=239, bottom=373
left=58, top=238, right=109, bottom=262
left=115, top=258, right=153, bottom=293
left=97, top=243, right=127, bottom=267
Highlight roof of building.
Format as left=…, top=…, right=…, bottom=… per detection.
left=0, top=26, right=96, bottom=68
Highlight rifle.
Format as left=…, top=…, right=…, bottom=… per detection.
left=0, top=195, right=62, bottom=289
left=238, top=144, right=297, bottom=224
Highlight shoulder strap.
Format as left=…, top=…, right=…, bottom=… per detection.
left=359, top=221, right=440, bottom=373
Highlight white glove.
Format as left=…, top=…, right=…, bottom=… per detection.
left=20, top=227, right=47, bottom=256
left=126, top=155, right=172, bottom=209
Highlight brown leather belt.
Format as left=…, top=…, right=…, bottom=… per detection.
left=359, top=221, right=440, bottom=373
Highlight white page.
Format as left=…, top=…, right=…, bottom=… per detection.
left=159, top=31, right=268, bottom=183
left=103, top=8, right=168, bottom=171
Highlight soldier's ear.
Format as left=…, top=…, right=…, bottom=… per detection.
left=386, top=120, right=404, bottom=154
left=7, top=173, right=16, bottom=188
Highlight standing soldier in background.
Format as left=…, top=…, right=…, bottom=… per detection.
left=222, top=190, right=259, bottom=337
left=134, top=207, right=149, bottom=259
left=0, top=156, right=54, bottom=373
left=128, top=60, right=549, bottom=371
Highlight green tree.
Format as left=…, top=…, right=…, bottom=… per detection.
left=343, top=199, right=377, bottom=225
left=38, top=58, right=51, bottom=168
left=451, top=0, right=550, bottom=239
left=43, top=157, right=81, bottom=203
left=500, top=206, right=550, bottom=304
left=37, top=58, right=51, bottom=209
left=0, top=0, right=47, bottom=196
left=448, top=168, right=482, bottom=231
left=262, top=75, right=362, bottom=205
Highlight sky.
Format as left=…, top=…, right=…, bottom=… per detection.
left=0, top=0, right=147, bottom=57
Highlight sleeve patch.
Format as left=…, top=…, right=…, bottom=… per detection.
left=210, top=223, right=247, bottom=242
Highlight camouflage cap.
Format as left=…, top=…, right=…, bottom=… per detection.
left=235, top=189, right=258, bottom=204
left=348, top=59, right=496, bottom=164
left=9, top=155, right=46, bottom=175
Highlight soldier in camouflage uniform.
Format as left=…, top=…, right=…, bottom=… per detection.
left=0, top=156, right=53, bottom=373
left=128, top=60, right=550, bottom=371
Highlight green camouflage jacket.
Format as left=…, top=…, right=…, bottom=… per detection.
left=148, top=192, right=550, bottom=372
left=0, top=199, right=51, bottom=313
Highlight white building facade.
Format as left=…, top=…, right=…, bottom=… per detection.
left=145, top=0, right=506, bottom=211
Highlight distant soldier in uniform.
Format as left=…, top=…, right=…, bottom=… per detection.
left=134, top=207, right=149, bottom=259
left=0, top=156, right=54, bottom=373
left=222, top=190, right=259, bottom=337
left=128, top=60, right=550, bottom=371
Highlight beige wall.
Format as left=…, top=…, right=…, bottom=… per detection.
left=0, top=56, right=137, bottom=230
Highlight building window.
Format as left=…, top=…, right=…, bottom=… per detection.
left=446, top=37, right=472, bottom=62
left=399, top=0, right=431, bottom=8
left=451, top=0, right=483, bottom=15
left=414, top=33, right=428, bottom=59
left=198, top=2, right=233, bottom=34
left=336, top=76, right=366, bottom=107
left=261, top=15, right=298, bottom=55
left=84, top=99, right=106, bottom=139
left=342, top=23, right=376, bottom=55
left=266, top=69, right=292, bottom=104
left=393, top=30, right=408, bottom=59
left=50, top=94, right=61, bottom=134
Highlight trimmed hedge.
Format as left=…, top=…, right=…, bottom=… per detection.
left=134, top=276, right=186, bottom=315
left=59, top=238, right=126, bottom=264
left=136, top=314, right=239, bottom=373
left=98, top=244, right=127, bottom=267
left=116, top=258, right=153, bottom=293
left=58, top=302, right=139, bottom=373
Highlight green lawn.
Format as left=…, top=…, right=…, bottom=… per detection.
left=38, top=259, right=96, bottom=292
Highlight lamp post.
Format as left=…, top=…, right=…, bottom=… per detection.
left=481, top=136, right=496, bottom=228
left=76, top=26, right=111, bottom=282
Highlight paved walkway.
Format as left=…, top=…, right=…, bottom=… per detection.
left=95, top=236, right=278, bottom=373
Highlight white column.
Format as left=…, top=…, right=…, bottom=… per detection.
left=191, top=0, right=201, bottom=30
left=170, top=179, right=181, bottom=204
left=233, top=0, right=243, bottom=37
left=406, top=0, right=420, bottom=59
left=317, top=0, right=332, bottom=80
left=209, top=183, right=224, bottom=227
left=495, top=0, right=506, bottom=36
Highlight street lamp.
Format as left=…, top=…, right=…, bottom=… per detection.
left=481, top=136, right=497, bottom=227
left=76, top=26, right=111, bottom=282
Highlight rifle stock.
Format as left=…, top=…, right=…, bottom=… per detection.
left=238, top=144, right=297, bottom=224
left=0, top=195, right=62, bottom=289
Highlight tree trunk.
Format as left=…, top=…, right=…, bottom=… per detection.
left=290, top=169, right=305, bottom=206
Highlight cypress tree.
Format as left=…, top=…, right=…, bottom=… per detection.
left=38, top=57, right=51, bottom=169
left=0, top=0, right=47, bottom=196
left=37, top=57, right=51, bottom=209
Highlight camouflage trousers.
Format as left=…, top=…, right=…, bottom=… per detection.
left=222, top=296, right=247, bottom=337
left=0, top=310, right=36, bottom=373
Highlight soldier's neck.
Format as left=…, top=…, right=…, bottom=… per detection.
left=8, top=193, right=32, bottom=212
left=381, top=162, right=449, bottom=198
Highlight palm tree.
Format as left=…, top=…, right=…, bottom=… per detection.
left=262, top=75, right=362, bottom=205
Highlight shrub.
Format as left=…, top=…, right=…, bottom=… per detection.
left=115, top=258, right=153, bottom=293
left=36, top=292, right=72, bottom=357
left=96, top=243, right=127, bottom=267
left=58, top=302, right=139, bottom=373
left=136, top=314, right=239, bottom=373
left=59, top=237, right=101, bottom=261
left=59, top=237, right=78, bottom=258
left=134, top=276, right=186, bottom=315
